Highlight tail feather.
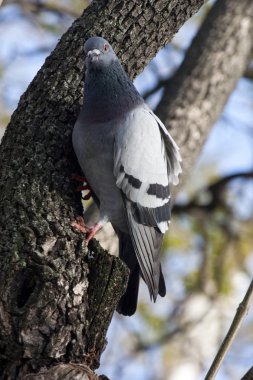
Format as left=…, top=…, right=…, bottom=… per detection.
left=139, top=263, right=166, bottom=298
left=115, top=230, right=166, bottom=316
left=117, top=265, right=140, bottom=316
left=159, top=264, right=166, bottom=297
left=125, top=199, right=163, bottom=301
left=116, top=231, right=140, bottom=316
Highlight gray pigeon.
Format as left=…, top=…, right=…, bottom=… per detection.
left=72, top=36, right=182, bottom=316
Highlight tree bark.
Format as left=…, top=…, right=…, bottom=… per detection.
left=0, top=0, right=205, bottom=378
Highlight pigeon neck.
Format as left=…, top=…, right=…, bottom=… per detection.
left=82, top=61, right=143, bottom=123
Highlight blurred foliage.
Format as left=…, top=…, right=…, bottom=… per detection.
left=3, top=0, right=89, bottom=17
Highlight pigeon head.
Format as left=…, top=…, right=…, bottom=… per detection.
left=84, top=37, right=117, bottom=70
left=82, top=36, right=144, bottom=122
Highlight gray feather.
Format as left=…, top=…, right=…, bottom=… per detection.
left=72, top=36, right=182, bottom=315
left=125, top=199, right=163, bottom=300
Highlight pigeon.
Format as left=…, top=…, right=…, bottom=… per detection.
left=72, top=36, right=182, bottom=316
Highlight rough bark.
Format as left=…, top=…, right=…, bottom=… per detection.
left=156, top=0, right=253, bottom=177
left=0, top=0, right=205, bottom=378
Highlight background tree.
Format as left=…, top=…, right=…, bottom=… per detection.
left=0, top=0, right=253, bottom=379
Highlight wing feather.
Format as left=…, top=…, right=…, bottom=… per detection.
left=126, top=199, right=162, bottom=299
left=114, top=105, right=181, bottom=299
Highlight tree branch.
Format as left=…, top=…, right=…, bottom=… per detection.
left=241, top=366, right=253, bottom=380
left=3, top=0, right=84, bottom=18
left=142, top=77, right=170, bottom=101
left=204, top=280, right=253, bottom=380
left=173, top=170, right=253, bottom=213
left=156, top=0, right=253, bottom=178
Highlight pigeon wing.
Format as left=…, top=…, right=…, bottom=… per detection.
left=114, top=106, right=181, bottom=298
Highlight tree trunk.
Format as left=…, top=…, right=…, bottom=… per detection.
left=0, top=0, right=205, bottom=378
left=156, top=0, right=253, bottom=177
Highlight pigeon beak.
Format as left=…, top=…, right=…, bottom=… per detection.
left=87, top=49, right=101, bottom=62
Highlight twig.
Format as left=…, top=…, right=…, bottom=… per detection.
left=142, top=78, right=170, bottom=100
left=2, top=0, right=82, bottom=17
left=173, top=170, right=253, bottom=213
left=241, top=366, right=253, bottom=380
left=204, top=279, right=253, bottom=380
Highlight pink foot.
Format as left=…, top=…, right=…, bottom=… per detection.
left=72, top=174, right=87, bottom=183
left=76, top=184, right=90, bottom=192
left=86, top=223, right=103, bottom=243
left=71, top=217, right=108, bottom=244
left=71, top=216, right=87, bottom=234
left=72, top=174, right=92, bottom=200
left=82, top=191, right=92, bottom=201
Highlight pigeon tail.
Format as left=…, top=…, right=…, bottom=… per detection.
left=158, top=264, right=166, bottom=297
left=117, top=264, right=140, bottom=316
left=116, top=231, right=166, bottom=315
left=116, top=231, right=140, bottom=316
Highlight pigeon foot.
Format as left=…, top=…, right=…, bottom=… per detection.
left=82, top=191, right=92, bottom=201
left=86, top=221, right=105, bottom=243
left=71, top=173, right=87, bottom=183
left=72, top=173, right=92, bottom=200
left=71, top=216, right=87, bottom=234
left=71, top=216, right=108, bottom=243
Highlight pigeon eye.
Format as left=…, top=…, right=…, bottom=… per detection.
left=104, top=43, right=109, bottom=53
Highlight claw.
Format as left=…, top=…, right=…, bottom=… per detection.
left=76, top=185, right=90, bottom=192
left=82, top=191, right=92, bottom=201
left=86, top=218, right=108, bottom=243
left=71, top=216, right=87, bottom=234
left=71, top=216, right=108, bottom=243
left=72, top=174, right=92, bottom=199
left=72, top=173, right=87, bottom=183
